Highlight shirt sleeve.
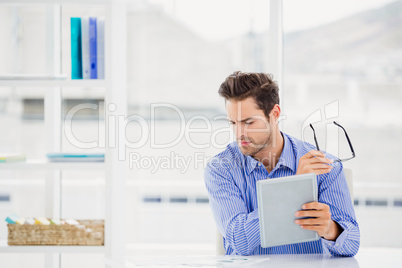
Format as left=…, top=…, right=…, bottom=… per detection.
left=318, top=162, right=360, bottom=257
left=204, top=160, right=260, bottom=255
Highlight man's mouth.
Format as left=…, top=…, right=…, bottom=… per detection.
left=240, top=141, right=251, bottom=146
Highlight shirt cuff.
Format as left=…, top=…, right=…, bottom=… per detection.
left=246, top=210, right=261, bottom=253
left=321, top=221, right=352, bottom=254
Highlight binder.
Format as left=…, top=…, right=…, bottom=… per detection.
left=97, top=17, right=105, bottom=79
left=81, top=17, right=90, bottom=79
left=46, top=153, right=104, bottom=162
left=0, top=153, right=26, bottom=162
left=70, top=17, right=82, bottom=79
left=256, top=173, right=320, bottom=248
left=89, top=17, right=97, bottom=79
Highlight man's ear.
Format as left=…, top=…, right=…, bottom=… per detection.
left=269, top=104, right=281, bottom=122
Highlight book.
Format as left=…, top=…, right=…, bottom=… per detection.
left=25, top=218, right=35, bottom=225
left=65, top=219, right=79, bottom=225
left=89, top=17, right=97, bottom=79
left=97, top=17, right=105, bottom=79
left=81, top=17, right=90, bottom=79
left=5, top=214, right=27, bottom=225
left=71, top=17, right=83, bottom=79
left=5, top=213, right=19, bottom=224
left=34, top=217, right=50, bottom=225
left=0, top=153, right=26, bottom=162
left=256, top=173, right=319, bottom=248
left=16, top=218, right=25, bottom=225
left=50, top=218, right=61, bottom=225
left=46, top=153, right=104, bottom=162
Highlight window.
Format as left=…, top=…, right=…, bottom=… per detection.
left=283, top=0, right=402, bottom=248
left=125, top=0, right=271, bottom=254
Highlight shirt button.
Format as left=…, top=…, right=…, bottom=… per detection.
left=336, top=243, right=339, bottom=246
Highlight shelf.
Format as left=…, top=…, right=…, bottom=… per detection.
left=0, top=79, right=107, bottom=88
left=0, top=0, right=110, bottom=5
left=0, top=159, right=105, bottom=170
left=0, top=240, right=105, bottom=253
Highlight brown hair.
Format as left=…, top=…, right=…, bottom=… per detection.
left=218, top=71, right=279, bottom=118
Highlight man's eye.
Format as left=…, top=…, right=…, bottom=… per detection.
left=228, top=121, right=235, bottom=125
left=245, top=121, right=253, bottom=125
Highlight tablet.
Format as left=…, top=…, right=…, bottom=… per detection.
left=256, top=173, right=320, bottom=248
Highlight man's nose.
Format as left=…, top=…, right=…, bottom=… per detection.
left=235, top=124, right=245, bottom=140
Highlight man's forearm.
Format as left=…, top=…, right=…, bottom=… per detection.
left=224, top=210, right=260, bottom=255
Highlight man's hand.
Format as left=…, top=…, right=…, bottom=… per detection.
left=296, top=150, right=333, bottom=176
left=294, top=202, right=343, bottom=241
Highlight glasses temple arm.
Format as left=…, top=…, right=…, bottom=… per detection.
left=309, top=124, right=320, bottom=151
left=333, top=121, right=355, bottom=157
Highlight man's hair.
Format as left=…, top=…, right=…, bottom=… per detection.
left=218, top=71, right=279, bottom=118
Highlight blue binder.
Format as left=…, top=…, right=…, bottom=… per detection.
left=70, top=17, right=82, bottom=79
left=89, top=17, right=97, bottom=79
left=97, top=18, right=105, bottom=79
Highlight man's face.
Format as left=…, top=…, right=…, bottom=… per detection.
left=226, top=97, right=275, bottom=157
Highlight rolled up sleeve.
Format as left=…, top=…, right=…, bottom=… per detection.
left=204, top=161, right=260, bottom=255
left=319, top=162, right=360, bottom=257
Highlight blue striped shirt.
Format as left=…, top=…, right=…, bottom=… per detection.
left=204, top=132, right=360, bottom=256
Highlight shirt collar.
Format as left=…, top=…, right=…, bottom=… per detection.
left=275, top=133, right=296, bottom=173
left=244, top=155, right=259, bottom=175
left=243, top=132, right=296, bottom=175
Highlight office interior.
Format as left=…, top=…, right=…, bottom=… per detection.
left=0, top=0, right=401, bottom=267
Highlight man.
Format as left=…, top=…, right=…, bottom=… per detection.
left=204, top=71, right=359, bottom=256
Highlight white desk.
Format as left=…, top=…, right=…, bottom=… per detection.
left=105, top=248, right=402, bottom=268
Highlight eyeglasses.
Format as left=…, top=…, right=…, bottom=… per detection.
left=309, top=121, right=355, bottom=163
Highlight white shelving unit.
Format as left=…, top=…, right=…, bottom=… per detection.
left=0, top=0, right=127, bottom=267
left=0, top=160, right=105, bottom=170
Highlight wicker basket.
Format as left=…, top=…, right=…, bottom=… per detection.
left=7, top=220, right=104, bottom=246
